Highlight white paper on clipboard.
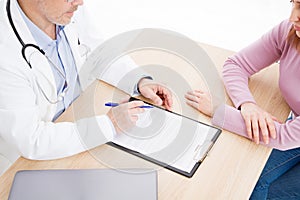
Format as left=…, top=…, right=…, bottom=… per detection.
left=111, top=101, right=221, bottom=176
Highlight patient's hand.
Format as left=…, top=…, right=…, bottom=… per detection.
left=185, top=90, right=213, bottom=117
left=240, top=102, right=277, bottom=145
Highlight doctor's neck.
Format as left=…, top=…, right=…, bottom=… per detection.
left=17, top=0, right=80, bottom=40
left=18, top=0, right=56, bottom=39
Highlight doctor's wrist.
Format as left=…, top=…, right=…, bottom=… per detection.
left=137, top=76, right=153, bottom=94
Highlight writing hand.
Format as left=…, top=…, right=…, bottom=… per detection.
left=107, top=101, right=145, bottom=133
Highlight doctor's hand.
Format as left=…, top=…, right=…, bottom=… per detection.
left=138, top=78, right=173, bottom=110
left=240, top=102, right=277, bottom=145
left=107, top=101, right=145, bottom=134
left=185, top=90, right=213, bottom=117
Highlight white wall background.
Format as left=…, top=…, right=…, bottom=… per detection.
left=83, top=0, right=290, bottom=52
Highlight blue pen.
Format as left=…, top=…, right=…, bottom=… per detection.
left=105, top=102, right=154, bottom=109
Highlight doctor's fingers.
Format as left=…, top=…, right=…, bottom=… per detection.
left=119, top=101, right=145, bottom=122
left=115, top=101, right=144, bottom=111
left=108, top=109, right=138, bottom=133
left=124, top=100, right=145, bottom=109
left=157, top=86, right=173, bottom=110
left=119, top=95, right=131, bottom=104
left=128, top=107, right=145, bottom=115
left=123, top=101, right=145, bottom=116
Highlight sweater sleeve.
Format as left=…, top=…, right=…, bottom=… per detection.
left=222, top=20, right=289, bottom=108
left=212, top=104, right=300, bottom=151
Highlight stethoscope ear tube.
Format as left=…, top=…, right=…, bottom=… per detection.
left=7, top=0, right=47, bottom=69
left=6, top=0, right=24, bottom=46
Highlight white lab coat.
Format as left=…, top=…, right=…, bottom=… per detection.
left=0, top=0, right=141, bottom=169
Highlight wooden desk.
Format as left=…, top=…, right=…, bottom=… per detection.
left=0, top=43, right=290, bottom=199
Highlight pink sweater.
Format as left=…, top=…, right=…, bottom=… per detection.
left=212, top=19, right=300, bottom=150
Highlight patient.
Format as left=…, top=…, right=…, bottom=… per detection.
left=185, top=0, right=300, bottom=199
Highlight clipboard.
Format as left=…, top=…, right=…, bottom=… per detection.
left=107, top=97, right=221, bottom=178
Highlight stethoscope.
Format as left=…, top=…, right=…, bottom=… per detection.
left=6, top=0, right=69, bottom=104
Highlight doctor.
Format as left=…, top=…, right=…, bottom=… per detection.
left=0, top=0, right=172, bottom=173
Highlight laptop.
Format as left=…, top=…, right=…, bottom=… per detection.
left=8, top=169, right=157, bottom=200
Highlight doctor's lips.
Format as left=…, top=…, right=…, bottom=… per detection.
left=66, top=7, right=78, bottom=16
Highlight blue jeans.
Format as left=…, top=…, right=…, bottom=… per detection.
left=250, top=148, right=300, bottom=200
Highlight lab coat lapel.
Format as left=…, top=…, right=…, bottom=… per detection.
left=64, top=22, right=86, bottom=74
left=10, top=0, right=57, bottom=101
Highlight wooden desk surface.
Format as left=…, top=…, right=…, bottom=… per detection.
left=0, top=43, right=290, bottom=199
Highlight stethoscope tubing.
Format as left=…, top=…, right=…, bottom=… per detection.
left=6, top=0, right=46, bottom=69
left=6, top=0, right=69, bottom=104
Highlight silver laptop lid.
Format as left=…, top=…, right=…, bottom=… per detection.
left=8, top=169, right=157, bottom=200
